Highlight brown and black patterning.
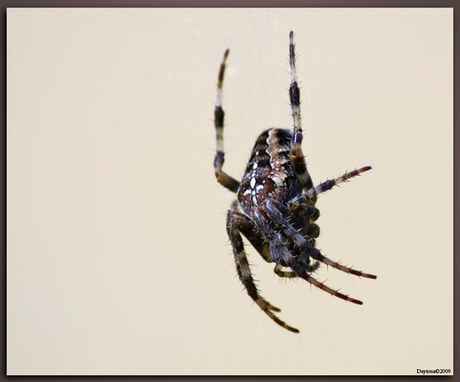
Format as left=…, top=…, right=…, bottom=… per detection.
left=213, top=31, right=376, bottom=333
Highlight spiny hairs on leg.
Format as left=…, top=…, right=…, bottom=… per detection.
left=253, top=208, right=363, bottom=307
left=262, top=199, right=377, bottom=280
left=264, top=200, right=377, bottom=279
left=227, top=208, right=300, bottom=333
left=294, top=269, right=364, bottom=305
left=288, top=166, right=372, bottom=210
left=315, top=255, right=377, bottom=279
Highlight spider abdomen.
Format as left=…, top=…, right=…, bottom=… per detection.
left=237, top=128, right=303, bottom=215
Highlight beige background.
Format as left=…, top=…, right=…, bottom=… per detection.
left=7, top=8, right=452, bottom=375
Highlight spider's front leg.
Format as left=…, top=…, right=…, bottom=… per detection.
left=214, top=49, right=240, bottom=193
left=226, top=205, right=300, bottom=333
left=288, top=31, right=313, bottom=191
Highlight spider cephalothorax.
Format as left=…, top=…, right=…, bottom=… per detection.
left=213, top=31, right=376, bottom=333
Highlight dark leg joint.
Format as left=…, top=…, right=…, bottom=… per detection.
left=289, top=82, right=300, bottom=107
left=214, top=106, right=224, bottom=127
left=214, top=151, right=225, bottom=170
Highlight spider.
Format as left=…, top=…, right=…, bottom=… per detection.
left=213, top=31, right=376, bottom=333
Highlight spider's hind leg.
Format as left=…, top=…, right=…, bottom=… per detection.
left=230, top=205, right=302, bottom=281
left=226, top=205, right=300, bottom=333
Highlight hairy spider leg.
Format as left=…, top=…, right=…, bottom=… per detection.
left=214, top=49, right=240, bottom=193
left=295, top=269, right=364, bottom=305
left=260, top=199, right=320, bottom=278
left=288, top=31, right=313, bottom=191
left=229, top=206, right=272, bottom=263
left=262, top=200, right=320, bottom=273
left=264, top=200, right=377, bottom=280
left=289, top=166, right=372, bottom=212
left=244, top=200, right=319, bottom=278
left=227, top=202, right=272, bottom=262
left=252, top=205, right=364, bottom=305
left=226, top=207, right=300, bottom=333
left=273, top=263, right=298, bottom=278
left=290, top=202, right=320, bottom=220
left=270, top=199, right=320, bottom=243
